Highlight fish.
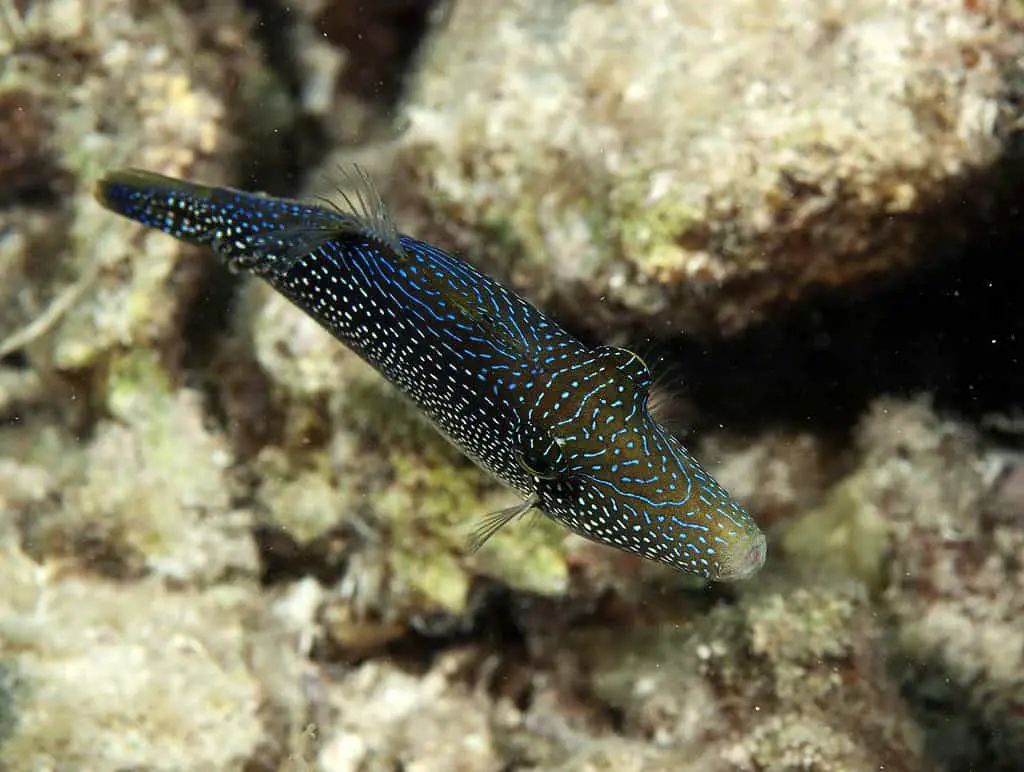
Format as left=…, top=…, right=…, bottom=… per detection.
left=94, top=167, right=766, bottom=581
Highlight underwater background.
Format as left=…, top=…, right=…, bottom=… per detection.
left=1, top=0, right=1023, bottom=770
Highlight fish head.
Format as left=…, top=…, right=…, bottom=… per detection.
left=525, top=346, right=766, bottom=582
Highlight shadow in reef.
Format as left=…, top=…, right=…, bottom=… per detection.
left=659, top=141, right=1024, bottom=772
left=895, top=653, right=1024, bottom=772
left=230, top=0, right=439, bottom=193
left=657, top=152, right=1024, bottom=442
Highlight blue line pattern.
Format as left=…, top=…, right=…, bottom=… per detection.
left=95, top=168, right=766, bottom=580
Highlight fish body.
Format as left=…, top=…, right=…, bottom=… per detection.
left=95, top=168, right=766, bottom=581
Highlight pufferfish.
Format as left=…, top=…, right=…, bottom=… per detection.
left=95, top=167, right=766, bottom=581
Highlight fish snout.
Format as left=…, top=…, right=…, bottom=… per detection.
left=715, top=528, right=767, bottom=581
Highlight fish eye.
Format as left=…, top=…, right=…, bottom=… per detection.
left=517, top=433, right=567, bottom=480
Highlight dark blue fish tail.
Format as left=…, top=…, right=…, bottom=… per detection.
left=95, top=169, right=348, bottom=276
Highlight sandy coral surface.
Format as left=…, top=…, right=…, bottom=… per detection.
left=382, top=0, right=1022, bottom=336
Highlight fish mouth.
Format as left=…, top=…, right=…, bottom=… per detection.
left=716, top=529, right=767, bottom=581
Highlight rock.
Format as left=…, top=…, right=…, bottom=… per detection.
left=314, top=652, right=501, bottom=772
left=0, top=547, right=263, bottom=769
left=870, top=400, right=1023, bottom=768
left=0, top=0, right=264, bottom=369
left=582, top=582, right=932, bottom=771
left=17, top=349, right=258, bottom=584
left=380, top=0, right=1022, bottom=336
left=782, top=398, right=1024, bottom=768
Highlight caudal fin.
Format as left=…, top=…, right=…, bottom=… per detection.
left=95, top=168, right=348, bottom=275
left=96, top=169, right=216, bottom=245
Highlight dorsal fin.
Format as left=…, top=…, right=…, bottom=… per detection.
left=245, top=164, right=404, bottom=275
left=315, top=164, right=403, bottom=255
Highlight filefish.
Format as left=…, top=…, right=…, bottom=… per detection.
left=95, top=167, right=766, bottom=581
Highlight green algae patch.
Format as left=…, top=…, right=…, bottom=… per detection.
left=779, top=472, right=889, bottom=592
left=470, top=514, right=568, bottom=598
left=252, top=448, right=350, bottom=545
left=390, top=545, right=471, bottom=616
left=105, top=347, right=175, bottom=421
left=611, top=174, right=706, bottom=279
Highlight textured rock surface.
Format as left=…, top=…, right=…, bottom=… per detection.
left=0, top=532, right=263, bottom=769
left=313, top=653, right=502, bottom=772
left=15, top=349, right=258, bottom=584
left=382, top=0, right=1022, bottom=335
left=871, top=402, right=1024, bottom=768
left=781, top=399, right=1024, bottom=769
left=581, top=583, right=931, bottom=771
left=0, top=0, right=263, bottom=368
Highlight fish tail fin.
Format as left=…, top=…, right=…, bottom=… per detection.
left=95, top=169, right=216, bottom=246
left=95, top=169, right=351, bottom=276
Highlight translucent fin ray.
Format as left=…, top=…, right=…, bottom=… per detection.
left=466, top=496, right=539, bottom=554
left=317, top=163, right=402, bottom=255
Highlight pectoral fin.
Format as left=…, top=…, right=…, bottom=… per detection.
left=466, top=496, right=539, bottom=554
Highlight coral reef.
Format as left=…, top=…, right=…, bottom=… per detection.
left=0, top=0, right=1021, bottom=769
left=0, top=534, right=264, bottom=769
left=380, top=0, right=1024, bottom=335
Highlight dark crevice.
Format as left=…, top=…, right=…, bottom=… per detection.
left=239, top=0, right=306, bottom=103
left=895, top=654, right=1024, bottom=772
left=233, top=0, right=330, bottom=192
left=636, top=154, right=1024, bottom=444
left=163, top=252, right=239, bottom=371
left=380, top=583, right=529, bottom=668
left=0, top=88, right=72, bottom=209
left=318, top=0, right=440, bottom=107
left=230, top=0, right=440, bottom=194
left=0, top=350, right=29, bottom=369
left=254, top=517, right=369, bottom=588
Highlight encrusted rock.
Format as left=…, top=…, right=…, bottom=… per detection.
left=582, top=582, right=932, bottom=771
left=378, top=0, right=1022, bottom=336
